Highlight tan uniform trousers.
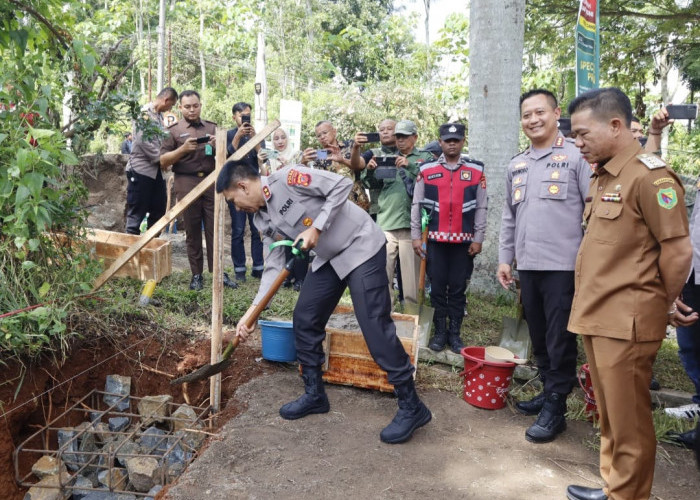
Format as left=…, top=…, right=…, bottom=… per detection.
left=384, top=228, right=420, bottom=306
left=174, top=174, right=215, bottom=275
left=582, top=335, right=661, bottom=500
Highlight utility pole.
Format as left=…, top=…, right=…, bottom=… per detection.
left=168, top=28, right=172, bottom=87
left=157, top=0, right=166, bottom=91
left=148, top=22, right=152, bottom=101
left=254, top=31, right=268, bottom=132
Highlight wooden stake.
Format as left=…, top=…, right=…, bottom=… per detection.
left=210, top=128, right=227, bottom=412
left=91, top=120, right=280, bottom=292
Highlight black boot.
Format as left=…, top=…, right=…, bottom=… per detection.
left=279, top=366, right=330, bottom=420
left=566, top=485, right=607, bottom=500
left=447, top=314, right=464, bottom=354
left=515, top=391, right=546, bottom=416
left=428, top=316, right=448, bottom=352
left=380, top=378, right=432, bottom=444
left=525, top=392, right=567, bottom=443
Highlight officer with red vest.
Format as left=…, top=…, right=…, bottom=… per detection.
left=411, top=123, right=488, bottom=353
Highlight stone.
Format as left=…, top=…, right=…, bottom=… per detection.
left=72, top=474, right=95, bottom=500
left=125, top=456, right=161, bottom=492
left=146, top=484, right=163, bottom=499
left=108, top=416, right=130, bottom=432
left=115, top=440, right=142, bottom=468
left=31, top=455, right=61, bottom=479
left=90, top=411, right=102, bottom=423
left=93, top=422, right=111, bottom=444
left=137, top=395, right=172, bottom=425
left=23, top=472, right=71, bottom=500
left=104, top=375, right=131, bottom=411
left=97, top=467, right=128, bottom=490
left=174, top=429, right=206, bottom=451
left=57, top=428, right=80, bottom=471
left=139, top=426, right=167, bottom=455
left=170, top=404, right=200, bottom=432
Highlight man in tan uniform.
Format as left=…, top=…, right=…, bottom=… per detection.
left=565, top=88, right=692, bottom=500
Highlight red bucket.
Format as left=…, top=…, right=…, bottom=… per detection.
left=459, top=346, right=516, bottom=410
left=578, top=363, right=598, bottom=422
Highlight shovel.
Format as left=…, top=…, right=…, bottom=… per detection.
left=498, top=283, right=531, bottom=361
left=403, top=206, right=435, bottom=347
left=171, top=245, right=304, bottom=385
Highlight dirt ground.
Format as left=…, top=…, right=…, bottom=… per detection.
left=164, top=369, right=700, bottom=500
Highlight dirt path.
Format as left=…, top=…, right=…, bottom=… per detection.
left=166, top=369, right=700, bottom=500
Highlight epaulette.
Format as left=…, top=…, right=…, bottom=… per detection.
left=202, top=119, right=217, bottom=126
left=460, top=155, right=484, bottom=167
left=511, top=148, right=527, bottom=160
left=637, top=153, right=666, bottom=170
left=166, top=121, right=178, bottom=129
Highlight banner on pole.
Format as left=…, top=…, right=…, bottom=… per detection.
left=575, top=0, right=600, bottom=95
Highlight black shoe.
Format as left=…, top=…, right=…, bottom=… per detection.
left=235, top=272, right=246, bottom=283
left=525, top=392, right=567, bottom=443
left=293, top=279, right=304, bottom=292
left=566, top=485, right=607, bottom=500
left=428, top=317, right=448, bottom=352
left=279, top=366, right=330, bottom=420
left=650, top=374, right=660, bottom=391
left=189, top=274, right=203, bottom=291
left=448, top=334, right=464, bottom=354
left=282, top=278, right=293, bottom=288
left=516, top=391, right=546, bottom=416
left=447, top=314, right=464, bottom=354
left=251, top=269, right=263, bottom=279
left=380, top=379, right=432, bottom=444
left=666, top=428, right=697, bottom=448
left=222, top=272, right=238, bottom=289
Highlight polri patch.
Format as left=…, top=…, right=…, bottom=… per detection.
left=279, top=198, right=294, bottom=215
left=460, top=170, right=471, bottom=181
left=638, top=153, right=666, bottom=170
left=263, top=186, right=272, bottom=200
left=657, top=187, right=678, bottom=209
left=287, top=169, right=311, bottom=186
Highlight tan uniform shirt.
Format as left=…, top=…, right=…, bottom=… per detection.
left=160, top=119, right=217, bottom=175
left=568, top=142, right=689, bottom=342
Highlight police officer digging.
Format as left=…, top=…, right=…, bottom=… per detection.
left=216, top=161, right=432, bottom=444
left=498, top=89, right=591, bottom=444
left=411, top=123, right=487, bottom=354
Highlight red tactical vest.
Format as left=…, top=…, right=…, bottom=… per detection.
left=420, top=160, right=483, bottom=243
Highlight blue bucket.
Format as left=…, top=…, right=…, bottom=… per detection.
left=259, top=320, right=296, bottom=362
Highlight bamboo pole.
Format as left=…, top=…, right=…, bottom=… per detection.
left=90, top=120, right=280, bottom=292
left=210, top=128, right=227, bottom=412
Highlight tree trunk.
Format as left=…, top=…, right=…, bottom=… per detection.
left=467, top=0, right=525, bottom=294
left=199, top=10, right=206, bottom=96
left=157, top=0, right=166, bottom=91
left=137, top=0, right=145, bottom=96
left=423, top=0, right=430, bottom=45
left=254, top=31, right=268, bottom=131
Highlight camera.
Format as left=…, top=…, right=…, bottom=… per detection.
left=374, top=155, right=397, bottom=167
left=666, top=104, right=698, bottom=120
left=261, top=148, right=279, bottom=159
left=362, top=132, right=380, bottom=143
left=241, top=114, right=251, bottom=124
left=316, top=149, right=328, bottom=160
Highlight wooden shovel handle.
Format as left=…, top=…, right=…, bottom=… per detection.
left=417, top=227, right=429, bottom=306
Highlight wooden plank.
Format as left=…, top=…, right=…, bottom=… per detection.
left=210, top=129, right=227, bottom=412
left=91, top=119, right=281, bottom=291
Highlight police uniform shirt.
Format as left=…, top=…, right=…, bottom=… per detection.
left=160, top=118, right=217, bottom=175
left=568, top=142, right=689, bottom=342
left=498, top=134, right=591, bottom=271
left=126, top=103, right=166, bottom=179
left=252, top=165, right=386, bottom=305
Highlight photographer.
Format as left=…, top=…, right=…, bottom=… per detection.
left=226, top=102, right=265, bottom=282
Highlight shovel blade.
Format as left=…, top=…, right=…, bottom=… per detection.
left=170, top=358, right=233, bottom=386
left=403, top=302, right=435, bottom=348
left=499, top=316, right=530, bottom=361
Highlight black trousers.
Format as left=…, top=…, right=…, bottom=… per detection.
left=427, top=241, right=474, bottom=321
left=125, top=169, right=167, bottom=235
left=518, top=270, right=578, bottom=395
left=292, top=246, right=414, bottom=385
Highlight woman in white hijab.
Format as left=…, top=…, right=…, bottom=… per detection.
left=257, top=127, right=301, bottom=175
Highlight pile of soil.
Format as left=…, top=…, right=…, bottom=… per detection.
left=0, top=326, right=276, bottom=500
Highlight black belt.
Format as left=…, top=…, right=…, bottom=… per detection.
left=175, top=171, right=209, bottom=177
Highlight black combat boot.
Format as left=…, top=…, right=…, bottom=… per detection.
left=380, top=378, right=432, bottom=444
left=515, top=391, right=546, bottom=416
left=428, top=316, right=448, bottom=352
left=447, top=313, right=464, bottom=354
left=525, top=392, right=567, bottom=443
left=279, top=366, right=330, bottom=420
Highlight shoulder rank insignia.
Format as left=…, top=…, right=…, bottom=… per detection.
left=637, top=153, right=666, bottom=170
left=554, top=136, right=564, bottom=147
left=657, top=187, right=678, bottom=209
left=263, top=185, right=272, bottom=200
left=287, top=169, right=311, bottom=187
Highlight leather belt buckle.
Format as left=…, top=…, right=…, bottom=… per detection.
left=197, top=172, right=204, bottom=177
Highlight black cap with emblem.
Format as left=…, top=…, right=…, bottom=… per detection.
left=439, top=123, right=465, bottom=141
